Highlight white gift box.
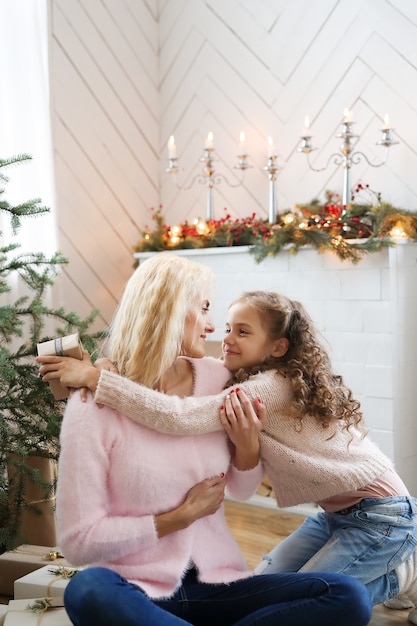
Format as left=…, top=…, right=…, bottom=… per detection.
left=0, top=544, right=69, bottom=597
left=14, top=564, right=79, bottom=601
left=0, top=604, right=8, bottom=626
left=4, top=598, right=70, bottom=626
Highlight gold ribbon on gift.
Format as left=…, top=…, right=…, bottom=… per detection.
left=13, top=545, right=65, bottom=562
left=28, top=497, right=57, bottom=506
left=46, top=566, right=80, bottom=595
left=8, top=597, right=65, bottom=626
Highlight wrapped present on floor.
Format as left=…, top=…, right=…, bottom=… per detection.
left=36, top=332, right=84, bottom=400
left=0, top=546, right=69, bottom=597
left=14, top=565, right=80, bottom=601
left=4, top=597, right=71, bottom=626
left=0, top=604, right=8, bottom=626
left=9, top=455, right=59, bottom=548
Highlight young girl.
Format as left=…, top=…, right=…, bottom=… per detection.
left=52, top=259, right=371, bottom=626
left=40, top=289, right=413, bottom=606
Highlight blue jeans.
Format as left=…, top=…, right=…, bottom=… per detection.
left=64, top=565, right=372, bottom=626
left=257, top=496, right=417, bottom=605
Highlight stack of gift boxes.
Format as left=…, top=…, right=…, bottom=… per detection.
left=0, top=545, right=78, bottom=625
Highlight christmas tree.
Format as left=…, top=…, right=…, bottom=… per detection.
left=0, top=154, right=102, bottom=552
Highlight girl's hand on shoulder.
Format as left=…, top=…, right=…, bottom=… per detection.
left=219, top=388, right=266, bottom=470
left=94, top=358, right=119, bottom=374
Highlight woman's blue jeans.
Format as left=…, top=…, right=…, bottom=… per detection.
left=64, top=565, right=372, bottom=626
left=257, top=496, right=417, bottom=605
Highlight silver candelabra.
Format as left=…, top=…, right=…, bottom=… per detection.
left=297, top=111, right=398, bottom=207
left=165, top=132, right=250, bottom=221
left=263, top=136, right=280, bottom=223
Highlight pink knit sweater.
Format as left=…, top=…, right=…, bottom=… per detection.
left=95, top=362, right=394, bottom=508
left=56, top=358, right=263, bottom=598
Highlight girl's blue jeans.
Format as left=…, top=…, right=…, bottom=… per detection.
left=64, top=565, right=372, bottom=626
left=257, top=495, right=417, bottom=605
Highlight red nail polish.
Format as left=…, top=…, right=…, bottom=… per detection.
left=236, top=387, right=240, bottom=392
left=220, top=472, right=225, bottom=478
left=230, top=389, right=235, bottom=394
left=220, top=405, right=224, bottom=410
left=257, top=397, right=262, bottom=403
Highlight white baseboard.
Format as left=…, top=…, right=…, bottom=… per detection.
left=227, top=493, right=320, bottom=518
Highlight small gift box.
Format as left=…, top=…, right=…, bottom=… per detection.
left=8, top=456, right=59, bottom=547
left=0, top=604, right=8, bottom=626
left=4, top=598, right=70, bottom=626
left=0, top=546, right=69, bottom=597
left=14, top=565, right=79, bottom=601
left=36, top=333, right=83, bottom=400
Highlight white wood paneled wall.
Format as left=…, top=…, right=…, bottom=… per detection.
left=48, top=0, right=417, bottom=327
left=48, top=0, right=159, bottom=327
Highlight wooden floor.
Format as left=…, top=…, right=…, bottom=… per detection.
left=224, top=499, right=412, bottom=626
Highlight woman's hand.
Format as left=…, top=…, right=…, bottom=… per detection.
left=220, top=388, right=266, bottom=470
left=36, top=350, right=100, bottom=398
left=155, top=474, right=227, bottom=538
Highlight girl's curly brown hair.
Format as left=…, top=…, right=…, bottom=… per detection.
left=228, top=291, right=366, bottom=436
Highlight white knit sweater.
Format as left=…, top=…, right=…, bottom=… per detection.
left=95, top=362, right=393, bottom=508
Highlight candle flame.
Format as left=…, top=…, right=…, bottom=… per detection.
left=205, top=131, right=214, bottom=149
left=240, top=131, right=245, bottom=143
left=304, top=116, right=310, bottom=130
left=167, top=134, right=176, bottom=158
left=344, top=108, right=352, bottom=122
left=267, top=136, right=277, bottom=157
left=383, top=114, right=390, bottom=129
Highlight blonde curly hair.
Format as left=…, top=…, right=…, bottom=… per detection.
left=229, top=291, right=365, bottom=435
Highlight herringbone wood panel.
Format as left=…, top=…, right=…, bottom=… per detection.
left=49, top=0, right=417, bottom=328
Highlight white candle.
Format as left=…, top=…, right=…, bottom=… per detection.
left=239, top=131, right=246, bottom=154
left=168, top=135, right=176, bottom=158
left=205, top=131, right=214, bottom=149
left=383, top=114, right=390, bottom=130
left=267, top=136, right=276, bottom=157
left=343, top=108, right=352, bottom=123
left=303, top=115, right=310, bottom=136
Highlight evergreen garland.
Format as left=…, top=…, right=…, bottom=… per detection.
left=134, top=188, right=417, bottom=264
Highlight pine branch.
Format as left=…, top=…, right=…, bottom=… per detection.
left=0, top=154, right=103, bottom=551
